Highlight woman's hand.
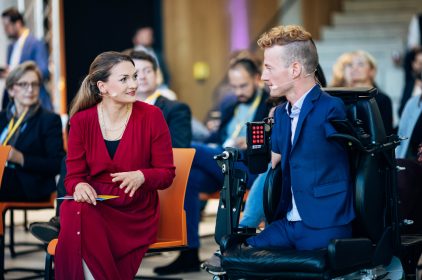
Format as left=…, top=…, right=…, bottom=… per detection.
left=74, top=182, right=98, bottom=205
left=110, top=170, right=145, bottom=197
left=8, top=147, right=24, bottom=166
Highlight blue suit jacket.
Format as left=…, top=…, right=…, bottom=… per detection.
left=272, top=86, right=355, bottom=228
left=7, top=34, right=49, bottom=79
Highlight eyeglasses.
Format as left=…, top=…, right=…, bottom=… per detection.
left=14, top=82, right=41, bottom=90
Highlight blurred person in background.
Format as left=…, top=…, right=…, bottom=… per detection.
left=399, top=48, right=422, bottom=116
left=153, top=56, right=270, bottom=275
left=330, top=50, right=393, bottom=135
left=1, top=7, right=52, bottom=110
left=0, top=61, right=64, bottom=201
left=133, top=26, right=170, bottom=88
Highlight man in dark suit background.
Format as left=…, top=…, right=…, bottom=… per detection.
left=154, top=56, right=271, bottom=275
left=1, top=7, right=53, bottom=110
left=246, top=25, right=355, bottom=250
left=129, top=50, right=192, bottom=148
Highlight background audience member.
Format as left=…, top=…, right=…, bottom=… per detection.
left=330, top=52, right=353, bottom=87
left=396, top=94, right=422, bottom=160
left=238, top=96, right=284, bottom=228
left=1, top=7, right=52, bottom=110
left=400, top=13, right=422, bottom=117
left=133, top=26, right=170, bottom=88
left=0, top=61, right=64, bottom=201
left=129, top=49, right=192, bottom=148
left=153, top=57, right=270, bottom=275
left=54, top=52, right=175, bottom=279
left=399, top=48, right=422, bottom=116
left=330, top=50, right=393, bottom=135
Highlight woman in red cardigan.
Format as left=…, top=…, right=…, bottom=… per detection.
left=55, top=51, right=175, bottom=279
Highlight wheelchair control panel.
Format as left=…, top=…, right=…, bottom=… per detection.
left=245, top=118, right=273, bottom=174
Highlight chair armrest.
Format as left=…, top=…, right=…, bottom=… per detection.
left=328, top=238, right=373, bottom=271
left=220, top=233, right=256, bottom=254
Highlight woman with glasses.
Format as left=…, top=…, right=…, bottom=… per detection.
left=0, top=61, right=65, bottom=201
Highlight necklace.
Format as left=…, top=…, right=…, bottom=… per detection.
left=99, top=103, right=131, bottom=141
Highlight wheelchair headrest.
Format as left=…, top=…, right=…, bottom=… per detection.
left=324, top=87, right=387, bottom=144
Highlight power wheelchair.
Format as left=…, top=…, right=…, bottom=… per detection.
left=203, top=88, right=422, bottom=279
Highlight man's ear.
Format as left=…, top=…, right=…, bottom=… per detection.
left=291, top=62, right=302, bottom=79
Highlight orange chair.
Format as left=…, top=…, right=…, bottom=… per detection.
left=0, top=145, right=57, bottom=279
left=44, top=148, right=195, bottom=279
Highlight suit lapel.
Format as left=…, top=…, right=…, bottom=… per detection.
left=19, top=35, right=32, bottom=63
left=281, top=109, right=291, bottom=168
left=291, top=86, right=321, bottom=149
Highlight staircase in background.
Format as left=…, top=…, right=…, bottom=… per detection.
left=316, top=0, right=422, bottom=124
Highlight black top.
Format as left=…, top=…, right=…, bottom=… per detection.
left=104, top=139, right=120, bottom=159
left=374, top=89, right=393, bottom=136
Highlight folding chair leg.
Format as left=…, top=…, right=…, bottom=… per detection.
left=44, top=253, right=54, bottom=280
left=0, top=234, right=4, bottom=280
left=24, top=210, right=29, bottom=232
left=9, top=209, right=16, bottom=258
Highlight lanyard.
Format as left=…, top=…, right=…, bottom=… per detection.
left=230, top=91, right=262, bottom=140
left=144, top=91, right=161, bottom=105
left=2, top=108, right=29, bottom=146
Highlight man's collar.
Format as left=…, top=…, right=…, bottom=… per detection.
left=285, top=84, right=317, bottom=117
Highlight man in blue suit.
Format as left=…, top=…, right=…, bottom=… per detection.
left=1, top=7, right=52, bottom=110
left=246, top=25, right=355, bottom=250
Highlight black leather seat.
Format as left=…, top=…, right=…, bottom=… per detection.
left=217, top=88, right=405, bottom=279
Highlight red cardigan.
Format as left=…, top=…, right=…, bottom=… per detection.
left=55, top=101, right=175, bottom=280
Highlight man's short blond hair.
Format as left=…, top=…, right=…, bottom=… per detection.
left=257, top=25, right=318, bottom=74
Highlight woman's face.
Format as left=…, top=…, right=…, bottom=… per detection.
left=9, top=70, right=40, bottom=108
left=347, top=54, right=375, bottom=86
left=98, top=61, right=138, bottom=104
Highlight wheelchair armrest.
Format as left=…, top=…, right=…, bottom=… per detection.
left=328, top=133, right=365, bottom=151
left=328, top=238, right=373, bottom=271
left=220, top=233, right=257, bottom=254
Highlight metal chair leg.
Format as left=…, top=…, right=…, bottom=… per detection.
left=24, top=210, right=29, bottom=232
left=44, top=252, right=54, bottom=280
left=9, top=209, right=16, bottom=258
left=0, top=234, right=5, bottom=280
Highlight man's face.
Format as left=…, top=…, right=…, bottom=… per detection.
left=134, top=59, right=157, bottom=96
left=1, top=17, right=19, bottom=39
left=261, top=45, right=292, bottom=97
left=228, top=67, right=258, bottom=103
left=133, top=28, right=154, bottom=47
left=412, top=53, right=422, bottom=79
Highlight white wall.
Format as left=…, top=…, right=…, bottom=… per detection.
left=279, top=0, right=303, bottom=26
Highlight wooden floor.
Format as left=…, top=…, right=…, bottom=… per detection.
left=3, top=203, right=220, bottom=280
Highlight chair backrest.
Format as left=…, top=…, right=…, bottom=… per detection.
left=325, top=88, right=395, bottom=244
left=149, top=148, right=195, bottom=250
left=0, top=145, right=11, bottom=189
